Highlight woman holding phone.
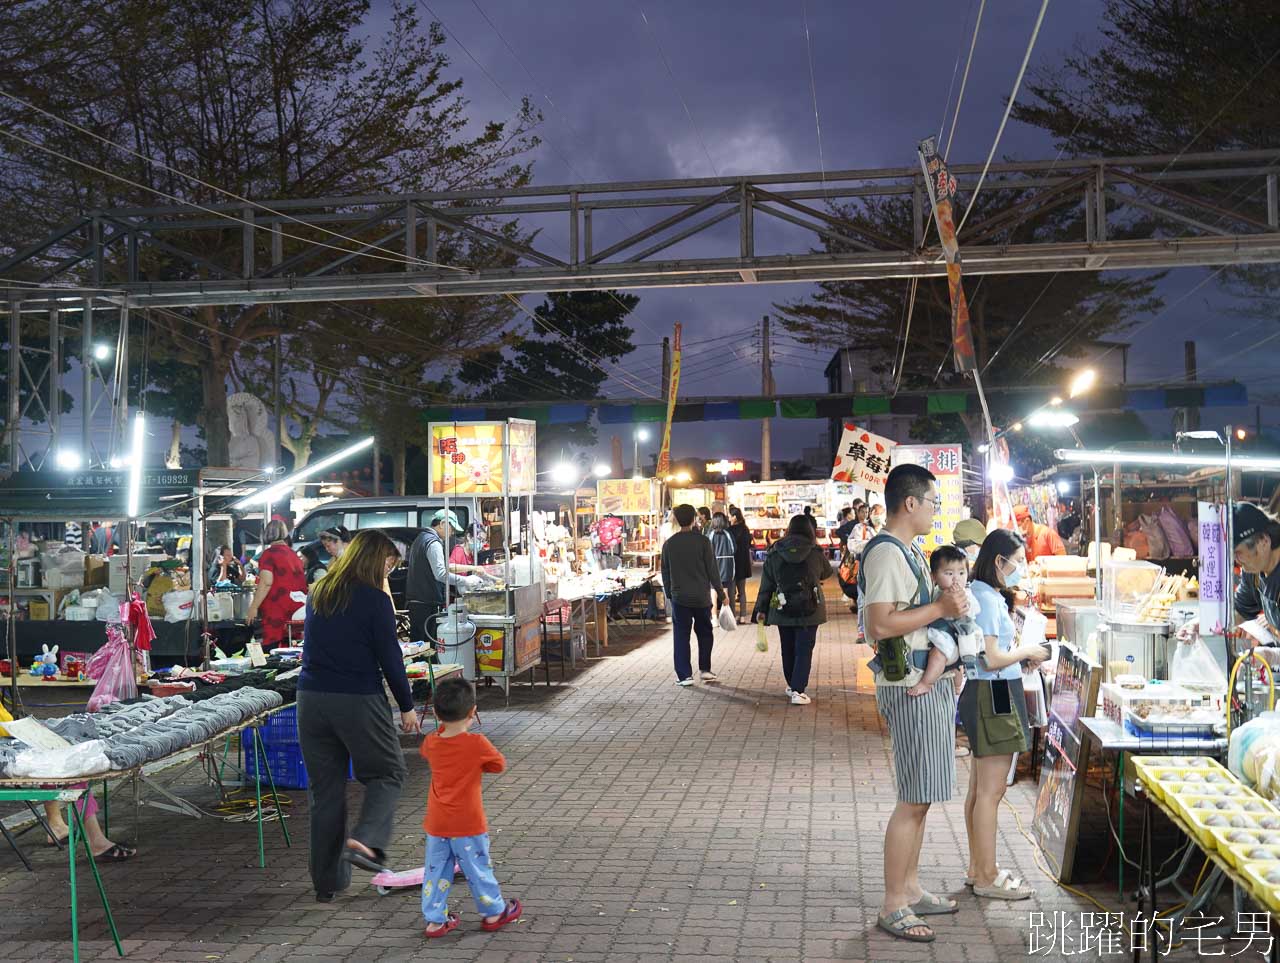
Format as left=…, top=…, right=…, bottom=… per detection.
left=959, top=528, right=1048, bottom=901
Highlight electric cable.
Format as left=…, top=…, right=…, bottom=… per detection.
left=955, top=0, right=1051, bottom=237
left=800, top=0, right=827, bottom=202
left=0, top=88, right=467, bottom=276
left=943, top=0, right=987, bottom=159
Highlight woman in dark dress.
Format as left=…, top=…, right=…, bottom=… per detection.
left=727, top=506, right=754, bottom=623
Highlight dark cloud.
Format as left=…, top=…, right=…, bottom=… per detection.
left=398, top=0, right=1274, bottom=462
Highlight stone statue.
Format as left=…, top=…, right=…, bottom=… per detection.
left=226, top=392, right=276, bottom=469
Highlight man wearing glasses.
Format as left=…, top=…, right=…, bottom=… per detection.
left=861, top=464, right=970, bottom=944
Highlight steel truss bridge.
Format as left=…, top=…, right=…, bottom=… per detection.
left=3, top=147, right=1280, bottom=309
left=2, top=148, right=1277, bottom=470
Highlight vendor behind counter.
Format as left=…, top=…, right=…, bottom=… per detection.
left=1234, top=503, right=1280, bottom=636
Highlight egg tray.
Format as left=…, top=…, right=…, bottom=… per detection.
left=1227, top=842, right=1280, bottom=872
left=1241, top=861, right=1280, bottom=914
left=1173, top=796, right=1256, bottom=847
left=1137, top=763, right=1233, bottom=804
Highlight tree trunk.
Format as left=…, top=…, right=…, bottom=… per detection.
left=392, top=445, right=406, bottom=496
left=165, top=421, right=182, bottom=469
left=199, top=361, right=231, bottom=466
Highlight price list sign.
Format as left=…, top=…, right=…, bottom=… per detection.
left=1198, top=502, right=1227, bottom=633
left=894, top=444, right=963, bottom=554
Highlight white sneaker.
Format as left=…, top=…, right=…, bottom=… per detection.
left=785, top=687, right=795, bottom=698
left=700, top=671, right=719, bottom=683
left=676, top=677, right=694, bottom=687
left=790, top=692, right=812, bottom=705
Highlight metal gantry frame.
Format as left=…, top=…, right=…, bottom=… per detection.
left=0, top=148, right=1278, bottom=308
left=3, top=297, right=128, bottom=473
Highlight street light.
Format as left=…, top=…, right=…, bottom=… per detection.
left=592, top=463, right=611, bottom=479
left=633, top=427, right=650, bottom=477
left=1026, top=410, right=1080, bottom=429
left=93, top=343, right=111, bottom=361
left=1068, top=368, right=1097, bottom=399
left=54, top=449, right=83, bottom=470
left=551, top=463, right=580, bottom=488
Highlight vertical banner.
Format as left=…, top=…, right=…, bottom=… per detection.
left=830, top=424, right=896, bottom=491
left=918, top=136, right=977, bottom=373
left=894, top=444, right=963, bottom=553
left=1198, top=502, right=1227, bottom=634
left=656, top=323, right=681, bottom=477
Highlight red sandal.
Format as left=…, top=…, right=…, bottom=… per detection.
left=481, top=898, right=522, bottom=932
left=424, top=913, right=460, bottom=939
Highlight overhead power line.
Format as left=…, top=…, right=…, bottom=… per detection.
left=956, top=0, right=1051, bottom=236
left=943, top=0, right=987, bottom=158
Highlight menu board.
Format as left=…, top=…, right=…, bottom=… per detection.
left=893, top=444, right=963, bottom=554
left=506, top=419, right=538, bottom=495
left=1032, top=643, right=1102, bottom=882
left=831, top=425, right=896, bottom=491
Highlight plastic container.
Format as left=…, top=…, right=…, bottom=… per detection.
left=1102, top=560, right=1163, bottom=621
left=1174, top=795, right=1252, bottom=846
left=240, top=706, right=352, bottom=790
left=1241, top=861, right=1280, bottom=913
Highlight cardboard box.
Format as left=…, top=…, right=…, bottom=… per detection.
left=108, top=554, right=166, bottom=595
left=28, top=600, right=50, bottom=620
left=85, top=556, right=108, bottom=588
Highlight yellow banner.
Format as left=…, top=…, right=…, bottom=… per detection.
left=656, top=323, right=681, bottom=477
left=429, top=422, right=504, bottom=495
left=598, top=478, right=657, bottom=515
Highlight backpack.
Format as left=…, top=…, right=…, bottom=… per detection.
left=773, top=546, right=820, bottom=618
left=856, top=533, right=932, bottom=681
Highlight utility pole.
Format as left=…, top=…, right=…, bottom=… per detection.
left=761, top=315, right=773, bottom=480
left=661, top=337, right=671, bottom=403
left=1183, top=340, right=1199, bottom=432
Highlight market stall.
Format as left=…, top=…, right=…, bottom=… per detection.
left=726, top=479, right=864, bottom=557
left=429, top=419, right=544, bottom=695
left=0, top=467, right=273, bottom=680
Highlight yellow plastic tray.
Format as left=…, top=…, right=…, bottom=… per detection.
left=1242, top=861, right=1280, bottom=914
left=1137, top=763, right=1232, bottom=803
left=1175, top=796, right=1252, bottom=848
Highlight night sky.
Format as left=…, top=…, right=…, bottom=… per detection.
left=384, top=0, right=1276, bottom=467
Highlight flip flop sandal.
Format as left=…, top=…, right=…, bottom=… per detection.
left=972, top=868, right=1035, bottom=901
left=95, top=843, right=136, bottom=862
left=910, top=890, right=958, bottom=915
left=341, top=846, right=385, bottom=873
left=876, top=907, right=935, bottom=943
left=481, top=898, right=522, bottom=932
left=424, top=913, right=459, bottom=939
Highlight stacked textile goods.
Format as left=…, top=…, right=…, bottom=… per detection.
left=0, top=688, right=284, bottom=779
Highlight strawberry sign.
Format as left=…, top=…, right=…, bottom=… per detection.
left=830, top=424, right=897, bottom=492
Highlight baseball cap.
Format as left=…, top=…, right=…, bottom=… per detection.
left=1234, top=503, right=1271, bottom=546
left=1013, top=504, right=1031, bottom=522
left=430, top=509, right=464, bottom=533
left=952, top=518, right=987, bottom=547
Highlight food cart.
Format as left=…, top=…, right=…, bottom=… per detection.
left=429, top=419, right=543, bottom=696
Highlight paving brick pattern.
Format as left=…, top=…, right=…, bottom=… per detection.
left=0, top=578, right=1235, bottom=961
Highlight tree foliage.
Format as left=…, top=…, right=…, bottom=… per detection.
left=460, top=291, right=640, bottom=452
left=0, top=0, right=539, bottom=463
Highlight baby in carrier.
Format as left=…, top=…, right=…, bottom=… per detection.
left=907, top=545, right=984, bottom=697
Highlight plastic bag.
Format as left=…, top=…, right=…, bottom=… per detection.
left=1169, top=637, right=1228, bottom=691
left=718, top=606, right=737, bottom=632
left=755, top=623, right=768, bottom=652
left=1229, top=711, right=1280, bottom=796
left=85, top=629, right=139, bottom=712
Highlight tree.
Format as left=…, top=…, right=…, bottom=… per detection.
left=1009, top=0, right=1280, bottom=307
left=0, top=0, right=540, bottom=464
left=773, top=188, right=1163, bottom=449
left=459, top=291, right=640, bottom=454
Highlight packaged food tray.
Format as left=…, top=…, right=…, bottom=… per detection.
left=1241, top=862, right=1280, bottom=914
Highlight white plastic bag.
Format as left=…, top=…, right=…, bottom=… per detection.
left=718, top=606, right=737, bottom=632
left=1170, top=637, right=1228, bottom=691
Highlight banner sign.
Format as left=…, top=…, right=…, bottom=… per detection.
left=505, top=419, right=538, bottom=495
left=429, top=423, right=505, bottom=495
left=1198, top=501, right=1227, bottom=634
left=831, top=424, right=896, bottom=492
left=656, top=323, right=681, bottom=477
left=918, top=135, right=977, bottom=372
left=597, top=478, right=658, bottom=516
left=893, top=444, right=963, bottom=553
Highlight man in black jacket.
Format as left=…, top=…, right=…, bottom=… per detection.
left=661, top=503, right=726, bottom=686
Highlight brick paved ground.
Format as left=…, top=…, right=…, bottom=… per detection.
left=0, top=576, right=1255, bottom=962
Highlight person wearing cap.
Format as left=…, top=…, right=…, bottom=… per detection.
left=1234, top=503, right=1280, bottom=633
left=406, top=510, right=485, bottom=644
left=1013, top=505, right=1065, bottom=562
left=952, top=518, right=988, bottom=564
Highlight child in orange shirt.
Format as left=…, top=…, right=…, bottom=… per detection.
left=419, top=678, right=521, bottom=938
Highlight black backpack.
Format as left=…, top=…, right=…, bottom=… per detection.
left=773, top=547, right=819, bottom=618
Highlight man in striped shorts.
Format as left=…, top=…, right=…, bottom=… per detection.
left=862, top=464, right=969, bottom=944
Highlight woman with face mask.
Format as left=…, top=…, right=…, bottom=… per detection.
left=957, top=528, right=1049, bottom=903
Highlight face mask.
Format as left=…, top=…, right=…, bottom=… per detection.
left=965, top=545, right=980, bottom=563
left=1004, top=561, right=1028, bottom=588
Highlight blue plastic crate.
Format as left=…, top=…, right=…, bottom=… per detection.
left=241, top=706, right=354, bottom=790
